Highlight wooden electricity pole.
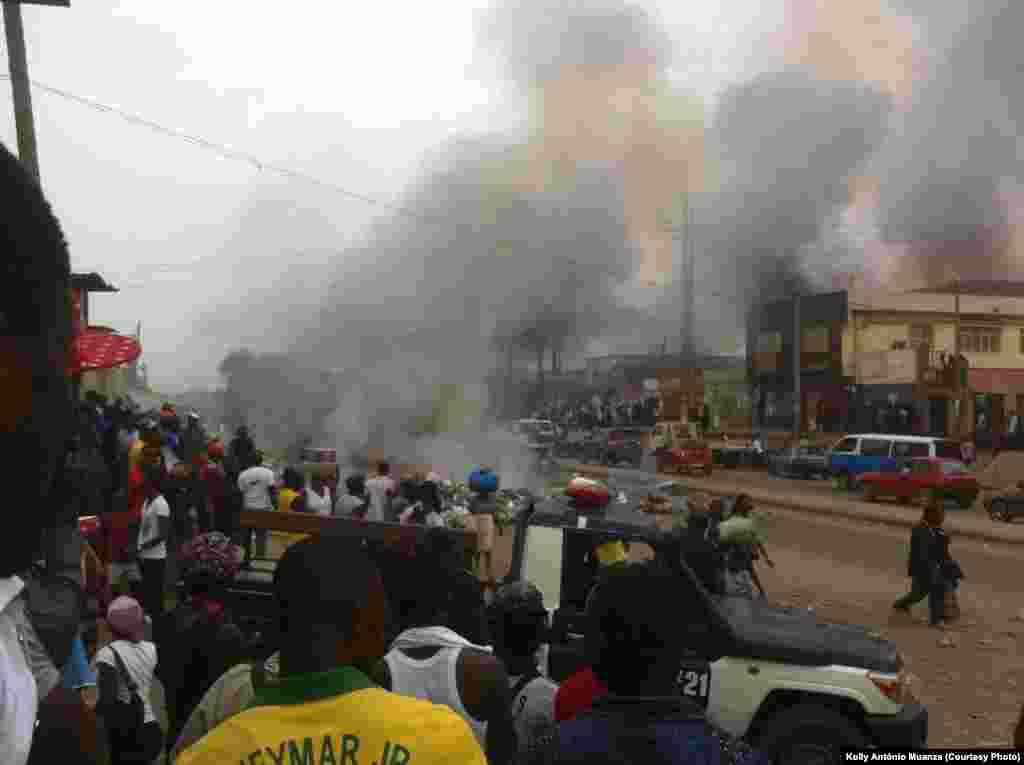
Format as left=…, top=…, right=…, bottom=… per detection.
left=2, top=0, right=68, bottom=183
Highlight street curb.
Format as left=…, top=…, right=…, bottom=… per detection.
left=556, top=460, right=1024, bottom=547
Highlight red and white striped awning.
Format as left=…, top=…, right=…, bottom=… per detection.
left=73, top=327, right=141, bottom=372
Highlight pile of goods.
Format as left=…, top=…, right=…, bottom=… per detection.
left=639, top=494, right=674, bottom=514
left=717, top=511, right=767, bottom=545
left=565, top=475, right=611, bottom=509
left=437, top=471, right=527, bottom=532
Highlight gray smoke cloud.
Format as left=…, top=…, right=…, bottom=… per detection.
left=298, top=135, right=639, bottom=468
left=873, top=0, right=1024, bottom=282
left=708, top=71, right=892, bottom=310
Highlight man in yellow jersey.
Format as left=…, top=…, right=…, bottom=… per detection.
left=176, top=537, right=487, bottom=765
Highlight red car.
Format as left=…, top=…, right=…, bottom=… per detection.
left=860, top=457, right=980, bottom=509
left=656, top=439, right=713, bottom=477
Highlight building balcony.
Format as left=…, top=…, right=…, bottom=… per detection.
left=854, top=345, right=966, bottom=391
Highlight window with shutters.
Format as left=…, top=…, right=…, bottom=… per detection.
left=960, top=327, right=1001, bottom=354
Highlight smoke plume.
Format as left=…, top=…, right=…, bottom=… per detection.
left=872, top=0, right=1024, bottom=283
left=708, top=71, right=892, bottom=309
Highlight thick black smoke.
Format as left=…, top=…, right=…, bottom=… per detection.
left=874, top=0, right=1024, bottom=281
left=709, top=71, right=892, bottom=307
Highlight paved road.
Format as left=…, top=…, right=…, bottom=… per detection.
left=489, top=469, right=1024, bottom=748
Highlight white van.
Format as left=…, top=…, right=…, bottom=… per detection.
left=827, top=433, right=962, bottom=490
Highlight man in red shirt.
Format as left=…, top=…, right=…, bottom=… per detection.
left=105, top=460, right=146, bottom=591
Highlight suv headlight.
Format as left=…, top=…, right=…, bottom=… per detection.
left=868, top=670, right=915, bottom=704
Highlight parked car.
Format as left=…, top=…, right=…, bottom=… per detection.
left=767, top=446, right=828, bottom=479
left=860, top=457, right=979, bottom=509
left=828, top=434, right=963, bottom=491
left=506, top=490, right=928, bottom=762
left=511, top=419, right=557, bottom=451
left=985, top=485, right=1024, bottom=522
left=656, top=439, right=713, bottom=476
left=601, top=428, right=644, bottom=467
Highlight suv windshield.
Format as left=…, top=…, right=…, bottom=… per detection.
left=940, top=461, right=968, bottom=475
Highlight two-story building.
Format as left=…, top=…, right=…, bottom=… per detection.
left=845, top=277, right=1024, bottom=446
left=747, top=277, right=1024, bottom=445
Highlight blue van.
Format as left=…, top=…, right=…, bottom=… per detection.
left=827, top=434, right=963, bottom=491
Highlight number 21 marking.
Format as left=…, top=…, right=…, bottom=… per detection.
left=679, top=669, right=709, bottom=698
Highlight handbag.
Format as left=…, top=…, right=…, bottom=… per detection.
left=104, top=646, right=145, bottom=739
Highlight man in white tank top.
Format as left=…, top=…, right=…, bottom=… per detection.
left=377, top=546, right=517, bottom=765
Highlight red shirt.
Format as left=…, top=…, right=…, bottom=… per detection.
left=107, top=464, right=145, bottom=559
left=554, top=666, right=607, bottom=722
left=201, top=463, right=228, bottom=513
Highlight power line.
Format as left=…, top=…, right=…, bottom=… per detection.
left=0, top=74, right=454, bottom=226
left=0, top=75, right=617, bottom=287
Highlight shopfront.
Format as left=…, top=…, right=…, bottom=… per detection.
left=967, top=369, right=1024, bottom=448
left=748, top=290, right=849, bottom=433
left=851, top=384, right=920, bottom=435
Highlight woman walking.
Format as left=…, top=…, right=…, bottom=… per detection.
left=95, top=597, right=163, bottom=764
left=893, top=498, right=950, bottom=627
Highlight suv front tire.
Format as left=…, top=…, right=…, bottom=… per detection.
left=754, top=703, right=868, bottom=765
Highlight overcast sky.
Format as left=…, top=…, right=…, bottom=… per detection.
left=4, top=0, right=779, bottom=391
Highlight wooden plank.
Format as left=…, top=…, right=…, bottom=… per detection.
left=237, top=510, right=477, bottom=550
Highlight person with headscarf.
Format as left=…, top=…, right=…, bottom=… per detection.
left=161, top=532, right=245, bottom=753
left=94, top=597, right=163, bottom=763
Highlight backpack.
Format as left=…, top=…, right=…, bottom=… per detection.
left=103, top=646, right=145, bottom=739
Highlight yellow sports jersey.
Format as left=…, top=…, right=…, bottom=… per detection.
left=595, top=540, right=627, bottom=565
left=176, top=666, right=486, bottom=765
left=129, top=439, right=145, bottom=468
left=272, top=488, right=307, bottom=547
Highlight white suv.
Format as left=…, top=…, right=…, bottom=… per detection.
left=506, top=492, right=928, bottom=763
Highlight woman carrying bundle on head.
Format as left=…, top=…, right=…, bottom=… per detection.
left=467, top=468, right=500, bottom=591
left=160, top=531, right=245, bottom=752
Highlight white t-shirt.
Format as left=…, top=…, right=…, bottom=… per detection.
left=334, top=494, right=365, bottom=516
left=95, top=640, right=158, bottom=723
left=305, top=487, right=332, bottom=516
left=238, top=466, right=276, bottom=510
left=0, top=578, right=37, bottom=765
left=365, top=475, right=396, bottom=523
left=138, top=495, right=170, bottom=560
left=508, top=674, right=558, bottom=755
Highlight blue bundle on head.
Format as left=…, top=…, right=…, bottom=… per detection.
left=468, top=467, right=499, bottom=494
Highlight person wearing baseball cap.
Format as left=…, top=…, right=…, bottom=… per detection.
left=94, top=596, right=163, bottom=763
left=176, top=536, right=486, bottom=765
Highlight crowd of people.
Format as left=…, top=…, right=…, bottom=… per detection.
left=533, top=391, right=659, bottom=429
left=4, top=133, right=1024, bottom=765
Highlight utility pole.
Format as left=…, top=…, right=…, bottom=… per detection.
left=679, top=192, right=695, bottom=368
left=3, top=1, right=41, bottom=183
left=952, top=275, right=961, bottom=438
left=793, top=289, right=801, bottom=442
